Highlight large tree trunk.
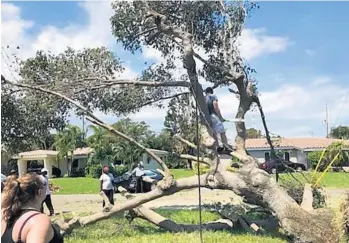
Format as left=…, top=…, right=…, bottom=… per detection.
left=2, top=5, right=340, bottom=240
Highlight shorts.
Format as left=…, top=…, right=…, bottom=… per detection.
left=210, top=114, right=225, bottom=134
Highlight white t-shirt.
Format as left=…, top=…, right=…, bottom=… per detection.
left=100, top=173, right=114, bottom=190
left=41, top=175, right=51, bottom=195
left=132, top=167, right=145, bottom=177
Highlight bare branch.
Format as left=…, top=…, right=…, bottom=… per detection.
left=179, top=154, right=211, bottom=165
left=75, top=79, right=190, bottom=93
left=59, top=174, right=209, bottom=233
left=121, top=189, right=233, bottom=232
left=228, top=88, right=240, bottom=95
left=138, top=92, right=190, bottom=108
left=301, top=183, right=314, bottom=213
left=171, top=37, right=239, bottom=82
left=100, top=191, right=113, bottom=212
left=127, top=26, right=157, bottom=47
left=174, top=134, right=197, bottom=149
left=128, top=204, right=233, bottom=232
left=2, top=76, right=171, bottom=176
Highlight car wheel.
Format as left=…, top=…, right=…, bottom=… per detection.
left=296, top=166, right=303, bottom=172
left=271, top=168, right=277, bottom=174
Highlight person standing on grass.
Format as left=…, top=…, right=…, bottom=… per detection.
left=40, top=168, right=54, bottom=216
left=132, top=162, right=145, bottom=193
left=100, top=166, right=114, bottom=207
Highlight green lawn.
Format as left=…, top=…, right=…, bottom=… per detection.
left=51, top=177, right=100, bottom=195
left=51, top=169, right=195, bottom=195
left=64, top=210, right=287, bottom=243
left=170, top=169, right=195, bottom=179
left=50, top=170, right=348, bottom=195
left=276, top=172, right=349, bottom=189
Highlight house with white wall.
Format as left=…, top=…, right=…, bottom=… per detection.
left=12, top=147, right=93, bottom=178
left=245, top=137, right=349, bottom=169
left=141, top=149, right=169, bottom=170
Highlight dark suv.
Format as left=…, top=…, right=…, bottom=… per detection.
left=261, top=158, right=306, bottom=174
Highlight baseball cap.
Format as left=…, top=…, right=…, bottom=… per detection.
left=139, top=161, right=144, bottom=166
left=41, top=168, right=48, bottom=173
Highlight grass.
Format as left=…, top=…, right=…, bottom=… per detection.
left=170, top=169, right=195, bottom=179
left=50, top=177, right=100, bottom=195
left=51, top=170, right=348, bottom=195
left=64, top=210, right=288, bottom=243
left=276, top=172, right=349, bottom=189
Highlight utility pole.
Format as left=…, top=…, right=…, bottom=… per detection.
left=82, top=115, right=86, bottom=140
left=325, top=104, right=329, bottom=138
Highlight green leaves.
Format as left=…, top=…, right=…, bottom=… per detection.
left=54, top=125, right=85, bottom=158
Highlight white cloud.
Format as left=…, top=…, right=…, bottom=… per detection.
left=2, top=2, right=347, bottom=142
left=219, top=76, right=349, bottom=139
left=237, top=28, right=291, bottom=60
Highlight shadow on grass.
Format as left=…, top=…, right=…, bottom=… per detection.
left=65, top=209, right=289, bottom=243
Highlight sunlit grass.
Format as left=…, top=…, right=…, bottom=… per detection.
left=65, top=210, right=288, bottom=243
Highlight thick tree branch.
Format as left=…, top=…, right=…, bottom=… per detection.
left=179, top=154, right=211, bottom=165
left=2, top=76, right=171, bottom=176
left=58, top=174, right=210, bottom=234
left=174, top=134, right=198, bottom=149
left=75, top=79, right=190, bottom=93
left=138, top=92, right=190, bottom=108
left=122, top=189, right=233, bottom=232
left=127, top=204, right=233, bottom=232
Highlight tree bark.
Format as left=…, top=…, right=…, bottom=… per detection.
left=2, top=6, right=340, bottom=239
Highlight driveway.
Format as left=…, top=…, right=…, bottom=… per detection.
left=48, top=188, right=348, bottom=214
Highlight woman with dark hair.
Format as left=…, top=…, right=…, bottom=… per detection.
left=99, top=166, right=114, bottom=207
left=1, top=174, right=63, bottom=243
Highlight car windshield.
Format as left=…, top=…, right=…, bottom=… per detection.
left=145, top=170, right=157, bottom=175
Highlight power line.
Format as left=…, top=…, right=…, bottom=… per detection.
left=195, top=91, right=203, bottom=243
left=333, top=90, right=349, bottom=127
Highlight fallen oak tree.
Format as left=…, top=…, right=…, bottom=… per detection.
left=1, top=1, right=341, bottom=242
left=4, top=74, right=339, bottom=242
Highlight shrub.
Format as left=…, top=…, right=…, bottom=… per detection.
left=70, top=168, right=86, bottom=178
left=280, top=177, right=325, bottom=209
left=307, top=151, right=322, bottom=170
left=111, top=165, right=128, bottom=176
left=85, top=164, right=102, bottom=179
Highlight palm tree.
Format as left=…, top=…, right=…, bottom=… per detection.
left=54, top=125, right=85, bottom=176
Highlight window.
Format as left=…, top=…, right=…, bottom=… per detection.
left=264, top=152, right=270, bottom=161
left=284, top=152, right=290, bottom=161
left=72, top=159, right=79, bottom=168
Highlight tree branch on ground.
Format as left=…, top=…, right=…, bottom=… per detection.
left=123, top=191, right=234, bottom=232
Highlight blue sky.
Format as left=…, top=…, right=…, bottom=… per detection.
left=1, top=1, right=349, bottom=139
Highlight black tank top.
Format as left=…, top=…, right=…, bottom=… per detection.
left=1, top=210, right=64, bottom=243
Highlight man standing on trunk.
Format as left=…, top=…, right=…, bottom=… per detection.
left=40, top=168, right=55, bottom=216
left=100, top=166, right=115, bottom=207
left=132, top=162, right=145, bottom=193
left=205, top=87, right=232, bottom=153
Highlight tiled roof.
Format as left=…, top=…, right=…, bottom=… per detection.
left=246, top=137, right=349, bottom=150
left=17, top=150, right=58, bottom=157
left=71, top=147, right=94, bottom=155
left=15, top=147, right=93, bottom=158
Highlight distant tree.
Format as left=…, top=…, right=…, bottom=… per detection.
left=86, top=119, right=154, bottom=169
left=245, top=128, right=262, bottom=139
left=54, top=125, right=85, bottom=176
left=330, top=125, right=349, bottom=139
left=308, top=141, right=349, bottom=170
